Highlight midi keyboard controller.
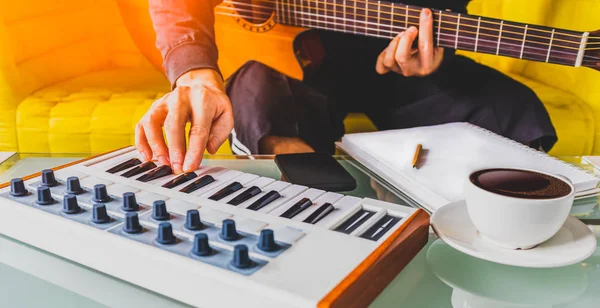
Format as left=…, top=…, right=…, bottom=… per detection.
left=0, top=147, right=429, bottom=308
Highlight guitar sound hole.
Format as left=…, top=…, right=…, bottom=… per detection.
left=233, top=0, right=274, bottom=24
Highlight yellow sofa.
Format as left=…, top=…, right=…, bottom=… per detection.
left=0, top=0, right=598, bottom=156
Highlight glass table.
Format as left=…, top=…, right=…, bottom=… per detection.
left=0, top=153, right=598, bottom=308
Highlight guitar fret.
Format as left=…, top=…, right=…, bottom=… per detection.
left=354, top=0, right=357, bottom=34
left=377, top=1, right=381, bottom=37
left=474, top=17, right=481, bottom=52
left=405, top=5, right=409, bottom=30
left=390, top=3, right=395, bottom=35
left=287, top=0, right=291, bottom=25
left=496, top=20, right=503, bottom=55
left=520, top=25, right=528, bottom=59
left=343, top=0, right=347, bottom=32
left=455, top=13, right=461, bottom=49
left=437, top=10, right=442, bottom=46
left=576, top=32, right=590, bottom=67
left=545, top=29, right=555, bottom=63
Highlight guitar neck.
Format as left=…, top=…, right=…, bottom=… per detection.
left=274, top=0, right=590, bottom=67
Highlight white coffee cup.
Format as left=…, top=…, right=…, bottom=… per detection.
left=465, top=168, right=575, bottom=250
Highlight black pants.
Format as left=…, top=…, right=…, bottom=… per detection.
left=225, top=55, right=557, bottom=155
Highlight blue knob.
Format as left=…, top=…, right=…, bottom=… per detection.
left=92, top=204, right=110, bottom=224
left=121, top=192, right=139, bottom=212
left=36, top=186, right=55, bottom=205
left=156, top=222, right=176, bottom=245
left=152, top=200, right=170, bottom=221
left=41, top=169, right=58, bottom=187
left=185, top=209, right=203, bottom=230
left=220, top=219, right=239, bottom=241
left=10, top=178, right=27, bottom=197
left=62, top=194, right=81, bottom=214
left=191, top=233, right=212, bottom=256
left=93, top=184, right=111, bottom=203
left=66, top=177, right=84, bottom=195
left=123, top=213, right=142, bottom=234
left=231, top=244, right=252, bottom=269
left=257, top=229, right=279, bottom=252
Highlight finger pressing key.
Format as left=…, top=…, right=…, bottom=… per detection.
left=143, top=99, right=169, bottom=166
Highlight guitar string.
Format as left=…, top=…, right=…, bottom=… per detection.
left=224, top=1, right=599, bottom=48
left=215, top=8, right=593, bottom=63
left=231, top=0, right=599, bottom=43
left=222, top=1, right=597, bottom=51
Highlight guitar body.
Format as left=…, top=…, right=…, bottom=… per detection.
left=117, top=0, right=307, bottom=81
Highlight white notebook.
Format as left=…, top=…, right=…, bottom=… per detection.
left=338, top=123, right=600, bottom=213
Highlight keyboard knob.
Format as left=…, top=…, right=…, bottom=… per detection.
left=191, top=233, right=212, bottom=256
left=156, top=222, right=176, bottom=245
left=152, top=200, right=170, bottom=221
left=220, top=219, right=240, bottom=241
left=123, top=213, right=143, bottom=234
left=231, top=244, right=252, bottom=269
left=92, top=204, right=111, bottom=224
left=185, top=209, right=203, bottom=230
left=41, top=169, right=58, bottom=187
left=93, top=184, right=111, bottom=203
left=66, top=177, right=84, bottom=195
left=62, top=194, right=82, bottom=214
left=257, top=229, right=280, bottom=252
left=10, top=178, right=27, bottom=197
left=36, top=186, right=55, bottom=205
left=121, top=192, right=140, bottom=212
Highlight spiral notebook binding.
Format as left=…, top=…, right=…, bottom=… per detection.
left=464, top=123, right=600, bottom=182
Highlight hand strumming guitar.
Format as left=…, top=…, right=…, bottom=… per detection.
left=376, top=8, right=444, bottom=76
left=135, top=69, right=234, bottom=174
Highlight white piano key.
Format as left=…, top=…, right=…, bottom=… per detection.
left=198, top=208, right=232, bottom=225
left=106, top=183, right=140, bottom=197
left=79, top=176, right=113, bottom=189
left=231, top=216, right=267, bottom=234
left=316, top=196, right=363, bottom=229
left=267, top=188, right=326, bottom=217
left=189, top=169, right=242, bottom=196
left=255, top=185, right=309, bottom=213
left=136, top=191, right=169, bottom=206
left=199, top=173, right=259, bottom=198
left=218, top=177, right=276, bottom=204
left=239, top=181, right=291, bottom=209
left=291, top=192, right=344, bottom=222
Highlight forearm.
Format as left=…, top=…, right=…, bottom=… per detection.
left=149, top=0, right=222, bottom=86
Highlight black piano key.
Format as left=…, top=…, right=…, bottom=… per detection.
left=179, top=175, right=215, bottom=194
left=333, top=209, right=376, bottom=234
left=208, top=182, right=243, bottom=201
left=359, top=215, right=401, bottom=241
left=106, top=158, right=142, bottom=174
left=227, top=186, right=262, bottom=206
left=121, top=162, right=157, bottom=178
left=162, top=172, right=198, bottom=189
left=246, top=190, right=281, bottom=211
left=303, top=203, right=335, bottom=224
left=280, top=198, right=312, bottom=219
left=136, top=165, right=172, bottom=182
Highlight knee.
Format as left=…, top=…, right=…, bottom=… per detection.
left=226, top=60, right=280, bottom=95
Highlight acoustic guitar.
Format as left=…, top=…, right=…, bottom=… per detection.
left=117, top=0, right=600, bottom=81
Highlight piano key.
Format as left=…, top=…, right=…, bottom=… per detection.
left=239, top=181, right=290, bottom=209
left=179, top=175, right=215, bottom=194
left=246, top=191, right=281, bottom=211
left=189, top=169, right=242, bottom=196
left=199, top=172, right=258, bottom=198
left=90, top=151, right=138, bottom=170
left=106, top=158, right=142, bottom=174
left=136, top=165, right=172, bottom=182
left=279, top=198, right=312, bottom=219
left=208, top=182, right=243, bottom=201
left=227, top=186, right=261, bottom=205
left=162, top=172, right=198, bottom=189
left=333, top=209, right=376, bottom=234
left=303, top=203, right=335, bottom=224
left=266, top=188, right=324, bottom=215
left=359, top=215, right=402, bottom=241
left=291, top=192, right=343, bottom=222
left=121, top=162, right=157, bottom=178
left=218, top=177, right=275, bottom=204
left=315, top=196, right=362, bottom=228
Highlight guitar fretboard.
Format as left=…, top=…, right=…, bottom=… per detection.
left=272, top=0, right=588, bottom=67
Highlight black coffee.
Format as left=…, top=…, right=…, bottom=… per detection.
left=470, top=169, right=572, bottom=199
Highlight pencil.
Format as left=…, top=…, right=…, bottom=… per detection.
left=412, top=144, right=422, bottom=169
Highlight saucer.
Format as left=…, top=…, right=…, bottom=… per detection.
left=430, top=201, right=597, bottom=268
